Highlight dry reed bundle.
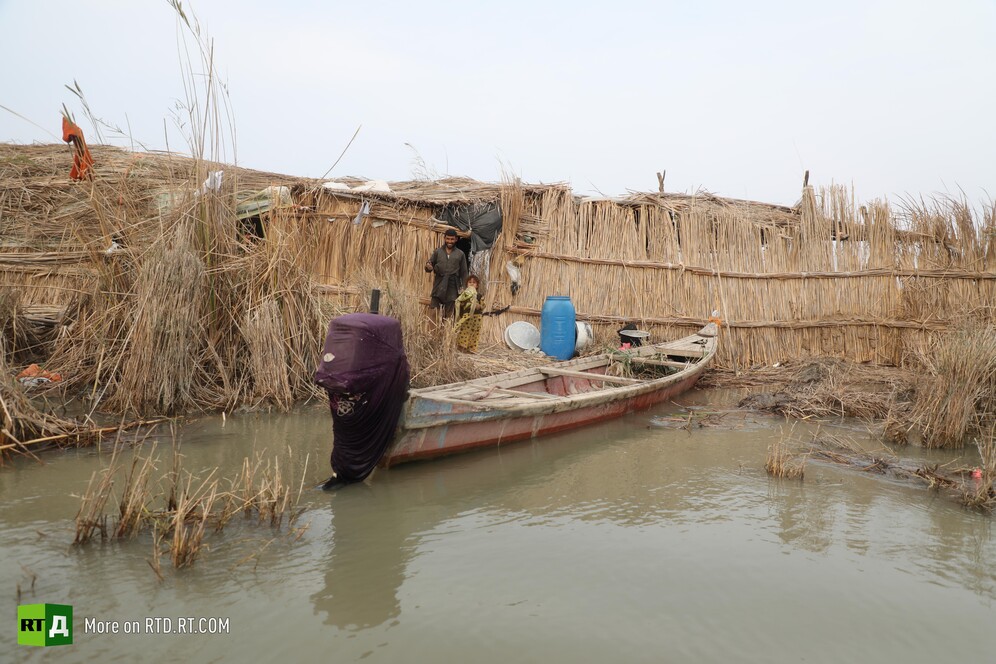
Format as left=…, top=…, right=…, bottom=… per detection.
left=244, top=299, right=292, bottom=407
left=231, top=233, right=325, bottom=407
left=108, top=229, right=207, bottom=415
left=0, top=289, right=49, bottom=364
left=485, top=175, right=525, bottom=298
left=0, top=293, right=15, bottom=359
left=8, top=177, right=329, bottom=418
left=4, top=158, right=328, bottom=417
left=41, top=263, right=135, bottom=398
left=911, top=323, right=996, bottom=449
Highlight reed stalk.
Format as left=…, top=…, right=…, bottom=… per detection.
left=113, top=444, right=158, bottom=538
left=765, top=428, right=807, bottom=479
left=73, top=453, right=116, bottom=545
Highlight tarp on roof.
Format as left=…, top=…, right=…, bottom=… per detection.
left=436, top=202, right=503, bottom=253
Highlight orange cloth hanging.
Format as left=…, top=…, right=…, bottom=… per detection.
left=62, top=116, right=94, bottom=180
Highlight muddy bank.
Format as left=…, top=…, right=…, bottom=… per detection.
left=701, top=357, right=917, bottom=440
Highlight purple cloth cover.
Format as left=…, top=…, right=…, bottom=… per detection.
left=315, top=313, right=410, bottom=482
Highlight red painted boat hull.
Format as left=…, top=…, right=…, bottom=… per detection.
left=382, top=364, right=706, bottom=467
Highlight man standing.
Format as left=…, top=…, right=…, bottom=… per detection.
left=424, top=228, right=468, bottom=319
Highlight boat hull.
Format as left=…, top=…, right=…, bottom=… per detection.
left=382, top=363, right=706, bottom=466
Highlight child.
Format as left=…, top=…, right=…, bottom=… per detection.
left=454, top=274, right=484, bottom=353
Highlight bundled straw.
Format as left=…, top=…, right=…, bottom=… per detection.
left=245, top=298, right=293, bottom=408
left=911, top=323, right=996, bottom=449
left=110, top=229, right=207, bottom=414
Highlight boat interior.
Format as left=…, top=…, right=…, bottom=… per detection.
left=414, top=331, right=715, bottom=407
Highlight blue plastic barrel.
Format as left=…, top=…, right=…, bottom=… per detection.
left=540, top=296, right=576, bottom=360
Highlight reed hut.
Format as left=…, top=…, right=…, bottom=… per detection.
left=272, top=171, right=996, bottom=369
left=2, top=142, right=995, bottom=417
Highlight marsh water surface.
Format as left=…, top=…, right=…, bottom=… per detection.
left=2, top=390, right=994, bottom=662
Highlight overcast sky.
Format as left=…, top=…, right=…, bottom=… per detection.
left=1, top=0, right=993, bottom=206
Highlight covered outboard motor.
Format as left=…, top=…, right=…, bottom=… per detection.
left=617, top=323, right=648, bottom=347
left=314, top=314, right=409, bottom=486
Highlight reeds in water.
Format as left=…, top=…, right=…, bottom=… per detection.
left=962, top=427, right=996, bottom=510
left=231, top=452, right=305, bottom=528
left=169, top=470, right=219, bottom=568
left=113, top=445, right=157, bottom=538
left=73, top=464, right=114, bottom=544
left=765, top=431, right=807, bottom=479
left=72, top=443, right=307, bottom=570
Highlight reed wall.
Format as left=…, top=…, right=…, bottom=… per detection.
left=273, top=182, right=996, bottom=369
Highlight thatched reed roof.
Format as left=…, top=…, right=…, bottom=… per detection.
left=1, top=143, right=800, bottom=228
left=1, top=144, right=301, bottom=252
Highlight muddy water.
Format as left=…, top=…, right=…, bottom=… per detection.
left=2, top=390, right=994, bottom=663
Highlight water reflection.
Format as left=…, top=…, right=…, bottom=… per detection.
left=767, top=480, right=837, bottom=554
left=312, top=488, right=407, bottom=630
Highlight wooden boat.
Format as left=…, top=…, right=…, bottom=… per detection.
left=382, top=322, right=718, bottom=466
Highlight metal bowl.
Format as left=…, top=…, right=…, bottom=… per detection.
left=506, top=321, right=540, bottom=351
left=575, top=321, right=593, bottom=352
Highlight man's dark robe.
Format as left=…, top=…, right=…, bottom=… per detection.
left=428, top=245, right=468, bottom=304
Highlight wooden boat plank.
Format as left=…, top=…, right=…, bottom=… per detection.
left=539, top=367, right=642, bottom=384
left=414, top=368, right=548, bottom=395
left=488, top=387, right=559, bottom=400
left=631, top=357, right=692, bottom=369
left=456, top=387, right=556, bottom=403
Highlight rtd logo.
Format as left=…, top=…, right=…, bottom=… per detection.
left=17, top=604, right=73, bottom=647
